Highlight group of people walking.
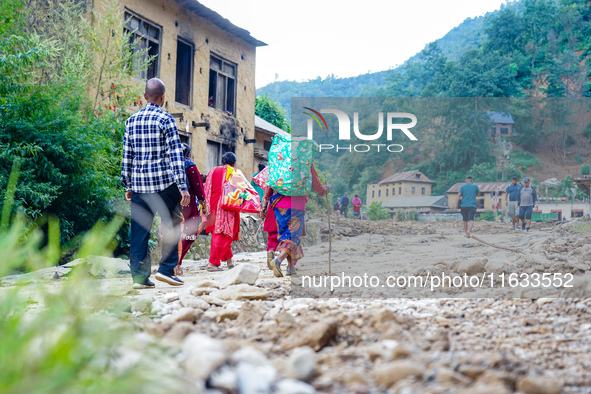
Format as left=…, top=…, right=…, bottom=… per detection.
left=121, top=78, right=328, bottom=288
left=455, top=175, right=538, bottom=238
left=333, top=193, right=363, bottom=219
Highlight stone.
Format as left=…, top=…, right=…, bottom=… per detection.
left=236, top=362, right=276, bottom=393
left=191, top=287, right=217, bottom=296
left=209, top=366, right=238, bottom=392
left=163, top=292, right=180, bottom=303
left=210, top=284, right=269, bottom=301
left=285, top=346, right=316, bottom=382
left=368, top=340, right=411, bottom=362
left=275, top=310, right=297, bottom=326
left=435, top=367, right=472, bottom=386
left=458, top=383, right=511, bottom=394
left=281, top=318, right=338, bottom=351
left=372, top=360, right=424, bottom=387
left=218, top=263, right=260, bottom=288
left=231, top=346, right=269, bottom=366
left=179, top=293, right=211, bottom=310
left=455, top=258, right=487, bottom=275
left=182, top=334, right=228, bottom=380
left=216, top=309, right=240, bottom=323
left=517, top=376, right=562, bottom=394
left=164, top=322, right=195, bottom=342
left=171, top=307, right=202, bottom=323
left=201, top=295, right=227, bottom=306
left=87, top=255, right=130, bottom=278
left=195, top=279, right=220, bottom=288
left=276, top=379, right=316, bottom=394
left=236, top=301, right=265, bottom=326
left=131, top=296, right=153, bottom=314
left=484, top=259, right=505, bottom=274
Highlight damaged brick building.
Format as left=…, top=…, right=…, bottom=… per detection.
left=94, top=0, right=267, bottom=178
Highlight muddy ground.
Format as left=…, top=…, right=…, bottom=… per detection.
left=3, top=217, right=591, bottom=393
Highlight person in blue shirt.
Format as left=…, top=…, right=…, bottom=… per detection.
left=504, top=176, right=523, bottom=230
left=455, top=176, right=480, bottom=238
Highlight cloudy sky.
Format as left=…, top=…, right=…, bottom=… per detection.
left=199, top=0, right=509, bottom=88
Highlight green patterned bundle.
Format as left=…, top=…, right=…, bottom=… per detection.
left=267, top=134, right=319, bottom=196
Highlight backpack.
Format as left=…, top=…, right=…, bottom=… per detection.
left=268, top=134, right=319, bottom=196
left=341, top=195, right=349, bottom=206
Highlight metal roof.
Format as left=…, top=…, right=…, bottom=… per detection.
left=486, top=111, right=514, bottom=124
left=176, top=0, right=267, bottom=47
left=254, top=116, right=290, bottom=137
left=447, top=182, right=511, bottom=193
left=378, top=170, right=435, bottom=185
left=383, top=196, right=448, bottom=209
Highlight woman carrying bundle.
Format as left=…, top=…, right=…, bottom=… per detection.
left=261, top=164, right=329, bottom=276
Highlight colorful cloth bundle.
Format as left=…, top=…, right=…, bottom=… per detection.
left=220, top=168, right=261, bottom=213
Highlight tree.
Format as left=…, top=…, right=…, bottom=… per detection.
left=364, top=202, right=389, bottom=221
left=255, top=94, right=291, bottom=133
left=582, top=164, right=591, bottom=175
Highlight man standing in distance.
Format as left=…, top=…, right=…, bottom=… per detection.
left=505, top=176, right=522, bottom=230
left=516, top=177, right=538, bottom=232
left=121, top=78, right=190, bottom=289
left=455, top=176, right=480, bottom=238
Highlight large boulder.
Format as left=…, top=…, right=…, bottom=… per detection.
left=218, top=263, right=260, bottom=289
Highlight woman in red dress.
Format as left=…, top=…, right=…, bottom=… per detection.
left=203, top=152, right=240, bottom=271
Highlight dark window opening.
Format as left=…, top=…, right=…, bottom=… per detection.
left=372, top=191, right=375, bottom=198
left=208, top=54, right=237, bottom=115
left=392, top=187, right=395, bottom=196
left=206, top=140, right=234, bottom=174
left=500, top=127, right=509, bottom=135
left=411, top=187, right=415, bottom=194
left=263, top=140, right=272, bottom=151
left=378, top=190, right=381, bottom=197
left=175, top=38, right=193, bottom=106
left=124, top=10, right=161, bottom=79
left=386, top=189, right=389, bottom=196
left=415, top=173, right=420, bottom=179
left=421, top=187, right=425, bottom=195
left=477, top=199, right=485, bottom=209
left=399, top=187, right=401, bottom=195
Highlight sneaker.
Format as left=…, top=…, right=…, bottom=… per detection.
left=266, top=250, right=275, bottom=270
left=522, top=224, right=526, bottom=231
left=271, top=258, right=283, bottom=278
left=526, top=227, right=530, bottom=232
left=155, top=272, right=184, bottom=286
left=286, top=266, right=297, bottom=276
left=132, top=279, right=155, bottom=289
left=510, top=227, right=515, bottom=230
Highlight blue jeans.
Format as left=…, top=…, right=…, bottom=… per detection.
left=518, top=205, right=534, bottom=221
left=130, top=184, right=182, bottom=284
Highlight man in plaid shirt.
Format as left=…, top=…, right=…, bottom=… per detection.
left=122, top=78, right=190, bottom=288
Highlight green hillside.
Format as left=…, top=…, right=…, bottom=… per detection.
left=257, top=13, right=489, bottom=117
left=259, top=0, right=591, bottom=203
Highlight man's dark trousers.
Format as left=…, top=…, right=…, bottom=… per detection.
left=130, top=184, right=182, bottom=284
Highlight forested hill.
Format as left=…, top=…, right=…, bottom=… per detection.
left=259, top=0, right=591, bottom=203
left=256, top=14, right=487, bottom=117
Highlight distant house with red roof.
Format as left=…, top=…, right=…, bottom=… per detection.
left=366, top=170, right=435, bottom=205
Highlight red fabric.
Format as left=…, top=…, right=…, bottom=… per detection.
left=264, top=207, right=279, bottom=251
left=204, top=166, right=240, bottom=238
left=210, top=232, right=234, bottom=265
left=179, top=239, right=193, bottom=262
left=205, top=166, right=240, bottom=265
left=310, top=164, right=325, bottom=197
left=181, top=164, right=205, bottom=241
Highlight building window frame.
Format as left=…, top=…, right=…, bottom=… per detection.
left=208, top=53, right=237, bottom=116
left=175, top=37, right=194, bottom=106
left=124, top=9, right=161, bottom=80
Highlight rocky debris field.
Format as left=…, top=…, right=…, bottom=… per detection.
left=3, top=218, right=591, bottom=393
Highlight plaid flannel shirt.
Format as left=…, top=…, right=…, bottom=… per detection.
left=121, top=103, right=188, bottom=193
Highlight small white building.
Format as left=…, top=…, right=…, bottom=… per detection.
left=536, top=201, right=589, bottom=221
